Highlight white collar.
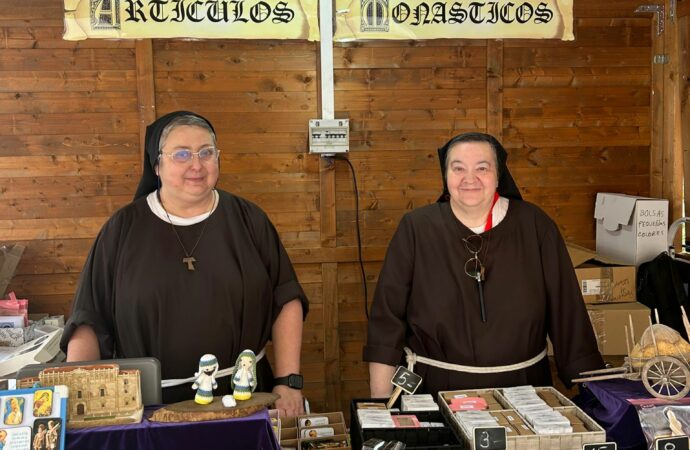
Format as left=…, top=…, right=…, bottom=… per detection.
left=146, top=191, right=219, bottom=226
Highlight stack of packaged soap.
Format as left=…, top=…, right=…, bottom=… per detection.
left=502, top=386, right=571, bottom=434
left=400, top=394, right=439, bottom=412
left=453, top=410, right=500, bottom=434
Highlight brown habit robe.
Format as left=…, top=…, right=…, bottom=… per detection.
left=364, top=199, right=604, bottom=395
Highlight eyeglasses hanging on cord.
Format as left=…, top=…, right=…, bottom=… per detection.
left=463, top=234, right=487, bottom=322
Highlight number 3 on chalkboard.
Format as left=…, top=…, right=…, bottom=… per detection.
left=479, top=430, right=490, bottom=448
left=473, top=426, right=506, bottom=450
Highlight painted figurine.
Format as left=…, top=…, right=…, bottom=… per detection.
left=192, top=354, right=219, bottom=405
left=231, top=349, right=257, bottom=401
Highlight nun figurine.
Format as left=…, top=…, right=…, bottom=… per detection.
left=192, top=354, right=219, bottom=405
left=231, top=349, right=257, bottom=401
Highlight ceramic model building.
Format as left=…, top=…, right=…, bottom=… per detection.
left=19, top=364, right=143, bottom=428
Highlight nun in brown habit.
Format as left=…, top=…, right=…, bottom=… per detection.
left=61, top=111, right=309, bottom=415
left=365, top=132, right=604, bottom=397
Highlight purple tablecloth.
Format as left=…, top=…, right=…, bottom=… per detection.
left=576, top=379, right=673, bottom=450
left=66, top=406, right=280, bottom=450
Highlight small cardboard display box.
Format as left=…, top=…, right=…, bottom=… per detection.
left=280, top=411, right=351, bottom=450
left=587, top=302, right=651, bottom=355
left=594, top=193, right=668, bottom=266
left=566, top=243, right=636, bottom=304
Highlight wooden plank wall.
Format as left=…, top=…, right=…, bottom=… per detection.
left=1, top=0, right=652, bottom=415
left=504, top=1, right=652, bottom=246
left=0, top=0, right=140, bottom=315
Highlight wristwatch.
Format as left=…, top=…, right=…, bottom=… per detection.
left=274, top=373, right=304, bottom=389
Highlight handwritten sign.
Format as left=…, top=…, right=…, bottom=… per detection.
left=473, top=426, right=506, bottom=450
left=637, top=207, right=666, bottom=239
left=390, top=366, right=422, bottom=394
left=655, top=436, right=689, bottom=450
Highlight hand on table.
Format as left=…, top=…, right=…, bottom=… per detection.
left=272, top=385, right=304, bottom=417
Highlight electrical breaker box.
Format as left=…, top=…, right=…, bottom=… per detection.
left=308, top=119, right=349, bottom=154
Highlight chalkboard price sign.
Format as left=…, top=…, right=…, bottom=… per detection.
left=583, top=443, right=617, bottom=450
left=655, top=436, right=689, bottom=450
left=473, top=426, right=506, bottom=450
left=390, top=366, right=422, bottom=394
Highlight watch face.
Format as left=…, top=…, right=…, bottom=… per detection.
left=288, top=374, right=304, bottom=389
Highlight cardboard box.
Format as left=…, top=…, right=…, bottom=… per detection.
left=587, top=302, right=651, bottom=355
left=567, top=243, right=636, bottom=303
left=594, top=193, right=668, bottom=266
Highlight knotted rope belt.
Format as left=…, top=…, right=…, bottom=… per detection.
left=161, top=347, right=266, bottom=388
left=403, top=346, right=548, bottom=374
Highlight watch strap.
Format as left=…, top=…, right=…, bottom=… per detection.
left=274, top=373, right=303, bottom=389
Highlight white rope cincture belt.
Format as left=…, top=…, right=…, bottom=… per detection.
left=403, top=346, right=547, bottom=374
left=161, top=348, right=266, bottom=389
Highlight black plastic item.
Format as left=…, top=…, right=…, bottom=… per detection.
left=350, top=398, right=464, bottom=450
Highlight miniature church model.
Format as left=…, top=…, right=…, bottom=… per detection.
left=18, top=363, right=143, bottom=428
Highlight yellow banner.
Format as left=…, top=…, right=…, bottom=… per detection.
left=334, top=0, right=573, bottom=41
left=63, top=0, right=320, bottom=41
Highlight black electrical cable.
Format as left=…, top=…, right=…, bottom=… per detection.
left=334, top=155, right=369, bottom=320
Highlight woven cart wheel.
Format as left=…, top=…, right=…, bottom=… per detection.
left=641, top=356, right=690, bottom=400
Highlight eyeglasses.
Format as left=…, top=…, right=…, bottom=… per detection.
left=159, top=147, right=220, bottom=164
left=463, top=234, right=487, bottom=322
left=463, top=235, right=485, bottom=282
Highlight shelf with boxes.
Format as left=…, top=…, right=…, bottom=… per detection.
left=350, top=396, right=463, bottom=450
left=279, top=411, right=350, bottom=449
left=439, top=386, right=605, bottom=450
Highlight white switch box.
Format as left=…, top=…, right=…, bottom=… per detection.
left=309, top=119, right=349, bottom=154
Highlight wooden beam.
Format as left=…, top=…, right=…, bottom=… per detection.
left=321, top=262, right=341, bottom=412
left=663, top=0, right=684, bottom=224
left=650, top=12, right=665, bottom=198
left=680, top=16, right=690, bottom=245
left=486, top=39, right=504, bottom=140
left=316, top=33, right=341, bottom=413
left=135, top=39, right=156, bottom=161
left=320, top=157, right=337, bottom=248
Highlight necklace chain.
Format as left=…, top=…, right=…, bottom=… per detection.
left=159, top=191, right=217, bottom=271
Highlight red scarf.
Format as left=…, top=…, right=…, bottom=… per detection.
left=484, top=192, right=500, bottom=232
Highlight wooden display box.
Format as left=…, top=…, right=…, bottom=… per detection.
left=279, top=411, right=350, bottom=450
left=438, top=387, right=605, bottom=450
left=349, top=398, right=462, bottom=450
